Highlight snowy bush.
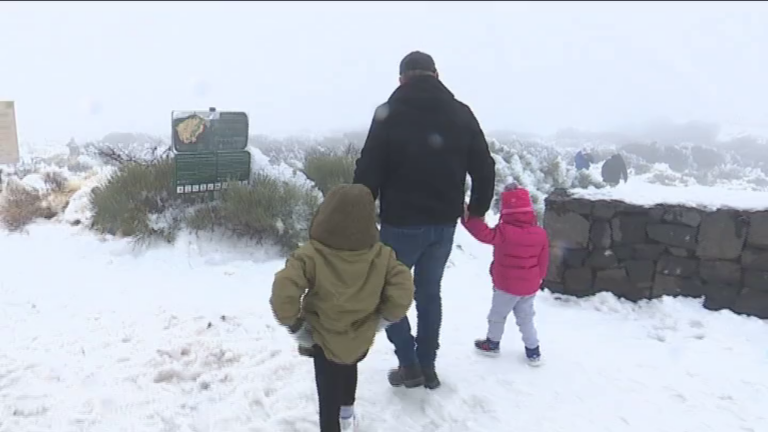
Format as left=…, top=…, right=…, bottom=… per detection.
left=0, top=180, right=55, bottom=231
left=186, top=173, right=319, bottom=253
left=301, top=143, right=359, bottom=196
left=87, top=146, right=319, bottom=251
left=42, top=170, right=69, bottom=193
left=488, top=138, right=605, bottom=222
left=89, top=155, right=187, bottom=242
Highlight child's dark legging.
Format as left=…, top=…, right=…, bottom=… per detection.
left=313, top=346, right=366, bottom=432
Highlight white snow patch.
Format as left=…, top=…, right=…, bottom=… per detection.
left=20, top=174, right=47, bottom=191
left=573, top=179, right=768, bottom=210
left=0, top=224, right=765, bottom=432
left=61, top=168, right=115, bottom=224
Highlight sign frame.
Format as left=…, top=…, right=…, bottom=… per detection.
left=0, top=101, right=20, bottom=165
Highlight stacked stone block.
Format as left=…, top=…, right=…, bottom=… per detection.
left=543, top=189, right=768, bottom=319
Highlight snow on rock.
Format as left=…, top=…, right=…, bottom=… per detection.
left=248, top=146, right=319, bottom=194
left=61, top=168, right=115, bottom=225
left=0, top=224, right=766, bottom=432
left=573, top=179, right=768, bottom=210
left=20, top=174, right=47, bottom=191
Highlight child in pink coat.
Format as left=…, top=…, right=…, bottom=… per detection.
left=461, top=183, right=550, bottom=365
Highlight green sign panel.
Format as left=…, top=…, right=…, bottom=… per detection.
left=172, top=109, right=252, bottom=194
left=175, top=151, right=251, bottom=194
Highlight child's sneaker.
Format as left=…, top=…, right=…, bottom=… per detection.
left=340, top=415, right=358, bottom=431
left=474, top=338, right=500, bottom=356
left=525, top=346, right=542, bottom=367
left=340, top=406, right=357, bottom=431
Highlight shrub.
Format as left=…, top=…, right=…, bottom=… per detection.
left=43, top=171, right=68, bottom=193
left=89, top=156, right=186, bottom=242
left=186, top=173, right=319, bottom=252
left=0, top=180, right=55, bottom=232
left=84, top=140, right=172, bottom=167
left=302, top=143, right=359, bottom=196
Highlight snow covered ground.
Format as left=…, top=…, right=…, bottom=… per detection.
left=1, top=223, right=766, bottom=432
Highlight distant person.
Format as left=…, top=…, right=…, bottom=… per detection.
left=353, top=51, right=496, bottom=390
left=574, top=149, right=593, bottom=171
left=601, top=153, right=629, bottom=186
left=461, top=183, right=549, bottom=366
left=270, top=184, right=415, bottom=432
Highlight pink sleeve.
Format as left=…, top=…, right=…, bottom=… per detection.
left=538, top=231, right=550, bottom=280
left=461, top=216, right=499, bottom=245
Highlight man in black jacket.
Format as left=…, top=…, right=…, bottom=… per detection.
left=353, top=51, right=496, bottom=390
left=601, top=153, right=629, bottom=186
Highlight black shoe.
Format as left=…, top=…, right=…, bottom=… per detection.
left=387, top=365, right=424, bottom=388
left=422, top=366, right=441, bottom=390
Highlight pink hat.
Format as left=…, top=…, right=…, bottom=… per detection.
left=500, top=184, right=534, bottom=215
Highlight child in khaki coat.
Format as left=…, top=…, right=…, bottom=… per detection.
left=270, top=184, right=415, bottom=432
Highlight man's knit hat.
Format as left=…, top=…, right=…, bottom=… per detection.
left=399, top=51, right=437, bottom=76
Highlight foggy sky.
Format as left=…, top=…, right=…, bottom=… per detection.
left=2, top=1, right=768, bottom=145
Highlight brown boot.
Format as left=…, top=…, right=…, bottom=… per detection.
left=387, top=365, right=424, bottom=388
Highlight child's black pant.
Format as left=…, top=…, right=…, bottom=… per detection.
left=312, top=346, right=366, bottom=432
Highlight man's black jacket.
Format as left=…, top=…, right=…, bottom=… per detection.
left=353, top=75, right=496, bottom=227
left=601, top=154, right=629, bottom=184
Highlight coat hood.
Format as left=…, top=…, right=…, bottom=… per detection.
left=309, top=184, right=379, bottom=251
left=388, top=75, right=455, bottom=110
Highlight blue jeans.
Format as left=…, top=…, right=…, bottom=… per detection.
left=381, top=223, right=457, bottom=369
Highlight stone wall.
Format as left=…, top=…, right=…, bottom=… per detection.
left=543, top=189, right=768, bottom=319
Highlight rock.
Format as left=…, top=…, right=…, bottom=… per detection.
left=613, top=245, right=633, bottom=260
left=563, top=268, right=594, bottom=297
left=544, top=211, right=590, bottom=249
left=656, top=255, right=698, bottom=278
left=613, top=244, right=665, bottom=261
left=740, top=249, right=768, bottom=271
left=646, top=224, right=697, bottom=249
left=594, top=268, right=647, bottom=301
left=743, top=270, right=768, bottom=292
left=633, top=244, right=666, bottom=260
left=585, top=249, right=618, bottom=269
left=544, top=189, right=570, bottom=214
left=592, top=200, right=620, bottom=220
left=696, top=211, right=747, bottom=260
left=652, top=275, right=705, bottom=298
left=611, top=215, right=649, bottom=245
left=731, top=288, right=768, bottom=319
left=545, top=247, right=564, bottom=283
left=545, top=188, right=570, bottom=204
left=563, top=198, right=592, bottom=215
left=624, top=260, right=655, bottom=288
left=662, top=207, right=702, bottom=227
left=668, top=247, right=692, bottom=257
left=648, top=206, right=665, bottom=222
left=545, top=248, right=563, bottom=282
left=699, top=260, right=742, bottom=285
left=703, top=284, right=742, bottom=311
left=747, top=211, right=768, bottom=249
left=544, top=280, right=565, bottom=294
left=563, top=248, right=589, bottom=268
left=590, top=220, right=612, bottom=249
